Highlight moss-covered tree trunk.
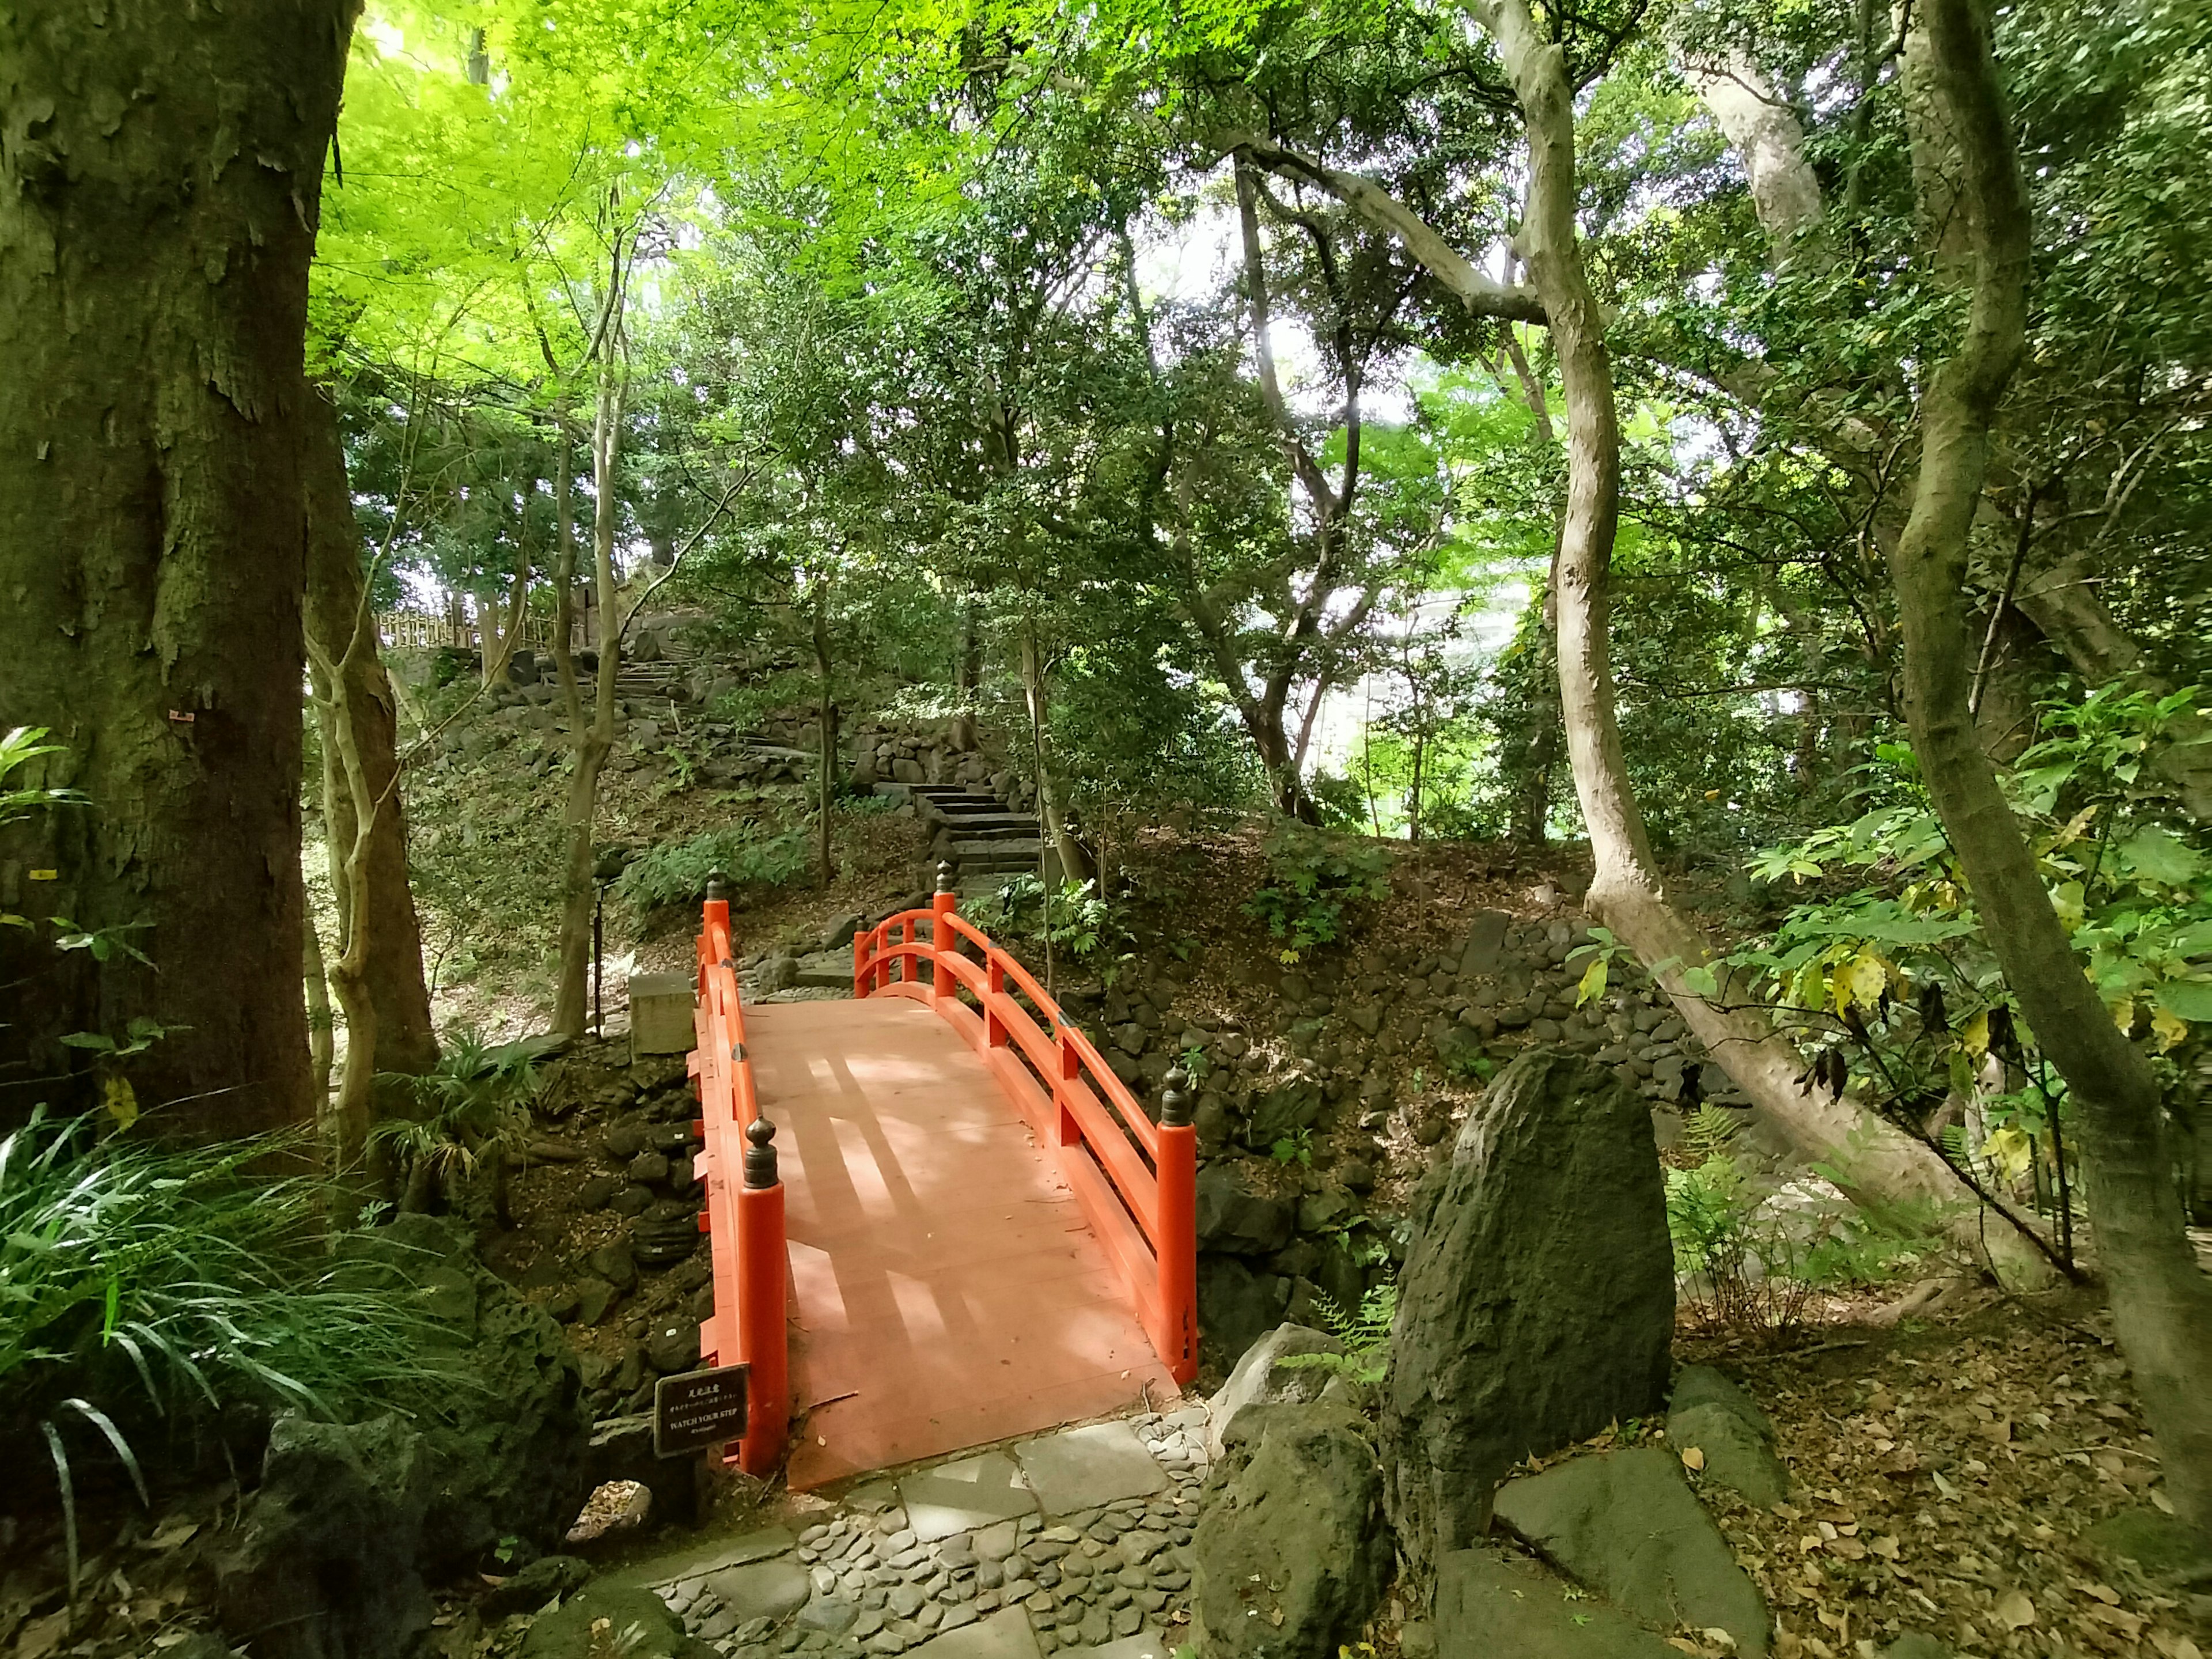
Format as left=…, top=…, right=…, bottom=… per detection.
left=0, top=1, right=357, bottom=1137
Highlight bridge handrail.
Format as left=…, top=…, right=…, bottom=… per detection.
left=851, top=881, right=1199, bottom=1385
left=691, top=881, right=788, bottom=1476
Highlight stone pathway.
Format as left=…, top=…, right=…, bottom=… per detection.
left=619, top=1406, right=1213, bottom=1658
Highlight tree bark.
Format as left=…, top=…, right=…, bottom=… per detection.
left=552, top=362, right=623, bottom=1040
left=302, top=386, right=437, bottom=1082
left=813, top=594, right=837, bottom=890
left=1464, top=0, right=2058, bottom=1291
left=1020, top=624, right=1094, bottom=886
left=1883, top=0, right=2212, bottom=1528
left=0, top=0, right=357, bottom=1138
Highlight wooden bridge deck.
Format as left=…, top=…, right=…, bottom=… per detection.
left=744, top=996, right=1178, bottom=1489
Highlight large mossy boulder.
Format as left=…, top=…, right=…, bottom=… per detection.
left=215, top=1216, right=592, bottom=1659
left=1382, top=1049, right=1673, bottom=1582
left=213, top=1415, right=438, bottom=1659
left=1192, top=1401, right=1393, bottom=1659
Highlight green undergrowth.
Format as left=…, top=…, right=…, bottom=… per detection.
left=615, top=823, right=811, bottom=913
left=0, top=1110, right=475, bottom=1589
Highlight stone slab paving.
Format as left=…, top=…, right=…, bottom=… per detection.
left=1010, top=1423, right=1168, bottom=1517
left=653, top=1406, right=1211, bottom=1657
left=900, top=1451, right=1040, bottom=1543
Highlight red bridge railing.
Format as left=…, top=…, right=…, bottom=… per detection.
left=691, top=876, right=787, bottom=1475
left=854, top=872, right=1199, bottom=1385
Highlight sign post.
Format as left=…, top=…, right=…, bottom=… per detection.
left=652, top=1364, right=749, bottom=1460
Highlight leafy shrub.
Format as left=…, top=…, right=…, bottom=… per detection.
left=615, top=824, right=809, bottom=912
left=1241, top=823, right=1393, bottom=963
left=982, top=874, right=1131, bottom=969
left=1, top=1110, right=473, bottom=1588
left=375, top=1026, right=544, bottom=1213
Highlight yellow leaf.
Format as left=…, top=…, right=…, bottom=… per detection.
left=1576, top=955, right=1608, bottom=1007
left=1960, top=1011, right=1990, bottom=1056
left=2111, top=998, right=2137, bottom=1035
left=103, top=1074, right=138, bottom=1132
left=2151, top=1007, right=2189, bottom=1051
left=1982, top=1124, right=2033, bottom=1179
left=1995, top=1590, right=2037, bottom=1630
left=2052, top=804, right=2099, bottom=849
left=1834, top=949, right=1888, bottom=1017
left=1681, top=1446, right=1706, bottom=1472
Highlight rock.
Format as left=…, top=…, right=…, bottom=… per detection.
left=704, top=1557, right=814, bottom=1624
left=1192, top=1403, right=1391, bottom=1659
left=1433, top=1548, right=1681, bottom=1659
left=1492, top=1448, right=1768, bottom=1656
left=1882, top=1637, right=1953, bottom=1659
left=649, top=1320, right=700, bottom=1374
left=1668, top=1366, right=1790, bottom=1508
left=522, top=1585, right=715, bottom=1659
left=610, top=1184, right=654, bottom=1218
left=2085, top=1508, right=2212, bottom=1586
left=588, top=1242, right=640, bottom=1291
left=798, top=1597, right=859, bottom=1633
left=214, top=1415, right=435, bottom=1659
left=1205, top=1323, right=1344, bottom=1458
left=628, top=1149, right=672, bottom=1184
left=759, top=954, right=800, bottom=993
left=483, top=1554, right=593, bottom=1618
left=1457, top=911, right=1512, bottom=979
left=574, top=1277, right=618, bottom=1327
left=1196, top=1255, right=1288, bottom=1374
left=1382, top=1051, right=1673, bottom=1580
left=1195, top=1164, right=1294, bottom=1255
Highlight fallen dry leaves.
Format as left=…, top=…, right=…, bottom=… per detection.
left=1684, top=1300, right=2211, bottom=1659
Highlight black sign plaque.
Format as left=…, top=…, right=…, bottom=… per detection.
left=653, top=1364, right=749, bottom=1459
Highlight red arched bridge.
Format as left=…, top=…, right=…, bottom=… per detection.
left=686, top=873, right=1199, bottom=1487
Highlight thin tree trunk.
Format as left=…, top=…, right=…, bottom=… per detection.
left=303, top=386, right=437, bottom=1082
left=1468, top=0, right=2057, bottom=1295
left=1884, top=0, right=2212, bottom=1529
left=552, top=358, right=625, bottom=1040
left=813, top=595, right=837, bottom=891
left=304, top=899, right=335, bottom=1116
left=0, top=0, right=357, bottom=1138
left=1020, top=624, right=1094, bottom=885
left=950, top=603, right=981, bottom=752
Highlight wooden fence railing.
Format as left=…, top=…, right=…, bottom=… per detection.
left=691, top=877, right=788, bottom=1475
left=853, top=868, right=1199, bottom=1384
left=376, top=609, right=569, bottom=653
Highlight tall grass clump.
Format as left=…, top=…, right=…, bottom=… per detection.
left=615, top=824, right=809, bottom=912
left=0, top=1108, right=475, bottom=1591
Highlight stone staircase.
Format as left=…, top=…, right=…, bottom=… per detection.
left=882, top=783, right=1062, bottom=902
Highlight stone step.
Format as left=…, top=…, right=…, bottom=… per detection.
left=934, top=819, right=1036, bottom=839
left=952, top=843, right=1045, bottom=872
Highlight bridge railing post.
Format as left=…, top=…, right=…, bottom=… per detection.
left=852, top=926, right=868, bottom=998
left=931, top=862, right=957, bottom=1003
left=985, top=958, right=1007, bottom=1048
left=1157, top=1069, right=1200, bottom=1384
left=1054, top=1027, right=1080, bottom=1147
left=735, top=1116, right=788, bottom=1476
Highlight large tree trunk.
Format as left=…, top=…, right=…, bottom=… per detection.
left=302, top=387, right=437, bottom=1086
left=552, top=367, right=623, bottom=1040
left=1884, top=0, right=2212, bottom=1529
left=0, top=1, right=356, bottom=1139
left=1467, top=0, right=2058, bottom=1290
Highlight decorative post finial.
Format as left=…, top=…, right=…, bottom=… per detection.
left=744, top=1115, right=779, bottom=1188
left=935, top=859, right=957, bottom=895
left=1160, top=1066, right=1193, bottom=1128
left=706, top=869, right=730, bottom=902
